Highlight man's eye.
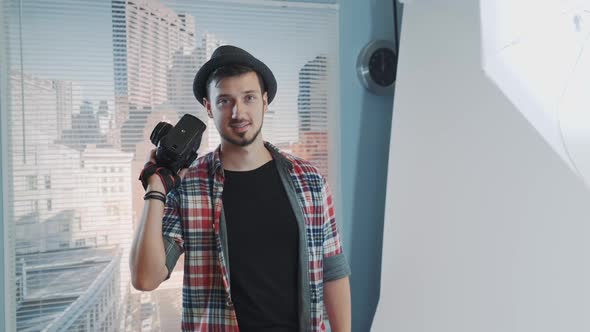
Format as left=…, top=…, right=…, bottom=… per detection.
left=246, top=95, right=256, bottom=102
left=217, top=99, right=228, bottom=105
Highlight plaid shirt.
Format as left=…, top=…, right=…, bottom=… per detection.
left=161, top=142, right=350, bottom=332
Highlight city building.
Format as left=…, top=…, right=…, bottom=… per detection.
left=293, top=55, right=330, bottom=176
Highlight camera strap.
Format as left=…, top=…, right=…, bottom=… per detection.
left=139, top=161, right=181, bottom=195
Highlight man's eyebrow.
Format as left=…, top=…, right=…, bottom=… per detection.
left=215, top=91, right=260, bottom=99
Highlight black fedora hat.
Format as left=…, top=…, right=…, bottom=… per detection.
left=193, top=45, right=277, bottom=106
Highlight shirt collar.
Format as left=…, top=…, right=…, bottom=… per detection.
left=208, top=141, right=293, bottom=177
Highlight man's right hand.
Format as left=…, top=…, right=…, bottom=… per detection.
left=145, top=149, right=166, bottom=193
left=130, top=149, right=190, bottom=291
left=141, top=149, right=189, bottom=194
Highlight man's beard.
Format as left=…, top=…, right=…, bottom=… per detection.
left=221, top=117, right=264, bottom=147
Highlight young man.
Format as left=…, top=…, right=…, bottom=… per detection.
left=130, top=45, right=351, bottom=332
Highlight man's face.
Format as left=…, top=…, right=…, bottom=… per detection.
left=204, top=71, right=268, bottom=148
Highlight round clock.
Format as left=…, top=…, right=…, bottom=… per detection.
left=356, top=40, right=397, bottom=95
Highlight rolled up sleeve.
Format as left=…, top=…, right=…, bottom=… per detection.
left=162, top=188, right=184, bottom=280
left=321, top=178, right=351, bottom=282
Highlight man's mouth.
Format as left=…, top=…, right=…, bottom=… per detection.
left=230, top=122, right=250, bottom=128
left=230, top=122, right=251, bottom=133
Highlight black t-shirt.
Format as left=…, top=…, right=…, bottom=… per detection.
left=222, top=160, right=300, bottom=332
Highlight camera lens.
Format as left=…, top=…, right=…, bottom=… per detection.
left=150, top=122, right=173, bottom=146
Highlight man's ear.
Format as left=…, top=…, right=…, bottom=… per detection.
left=203, top=98, right=213, bottom=118
left=262, top=92, right=269, bottom=114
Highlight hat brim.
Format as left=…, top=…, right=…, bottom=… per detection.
left=193, top=56, right=277, bottom=106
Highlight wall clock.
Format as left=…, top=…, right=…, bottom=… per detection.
left=357, top=40, right=397, bottom=95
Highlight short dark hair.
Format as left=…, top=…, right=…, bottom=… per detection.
left=205, top=64, right=266, bottom=100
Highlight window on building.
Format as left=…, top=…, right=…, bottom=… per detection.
left=26, top=175, right=37, bottom=190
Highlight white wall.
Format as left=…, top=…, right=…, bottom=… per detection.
left=373, top=1, right=590, bottom=331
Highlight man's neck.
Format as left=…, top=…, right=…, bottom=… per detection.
left=220, top=139, right=273, bottom=172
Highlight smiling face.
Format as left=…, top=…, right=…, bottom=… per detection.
left=204, top=70, right=268, bottom=148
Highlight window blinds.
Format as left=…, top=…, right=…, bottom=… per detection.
left=0, top=0, right=339, bottom=331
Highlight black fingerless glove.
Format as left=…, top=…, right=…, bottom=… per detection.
left=138, top=161, right=181, bottom=195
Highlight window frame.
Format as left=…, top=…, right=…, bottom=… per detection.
left=0, top=0, right=12, bottom=330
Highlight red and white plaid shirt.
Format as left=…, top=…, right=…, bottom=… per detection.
left=161, top=142, right=350, bottom=331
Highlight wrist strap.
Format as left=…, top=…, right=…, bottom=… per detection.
left=138, top=162, right=181, bottom=194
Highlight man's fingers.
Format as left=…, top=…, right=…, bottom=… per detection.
left=146, top=148, right=157, bottom=164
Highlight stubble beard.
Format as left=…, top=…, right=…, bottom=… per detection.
left=220, top=111, right=264, bottom=147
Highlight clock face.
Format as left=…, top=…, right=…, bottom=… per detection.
left=368, top=48, right=397, bottom=87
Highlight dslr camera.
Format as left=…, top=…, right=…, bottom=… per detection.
left=150, top=114, right=207, bottom=174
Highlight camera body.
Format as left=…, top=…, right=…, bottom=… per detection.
left=150, top=114, right=207, bottom=174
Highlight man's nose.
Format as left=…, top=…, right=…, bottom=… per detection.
left=231, top=101, right=243, bottom=119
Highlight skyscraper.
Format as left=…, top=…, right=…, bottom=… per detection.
left=9, top=71, right=73, bottom=151
left=60, top=100, right=110, bottom=150
left=294, top=55, right=330, bottom=176
left=54, top=80, right=75, bottom=135
left=110, top=0, right=199, bottom=237
left=112, top=0, right=195, bottom=109
left=111, top=0, right=196, bottom=148
left=167, top=47, right=211, bottom=153
left=97, top=100, right=112, bottom=136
